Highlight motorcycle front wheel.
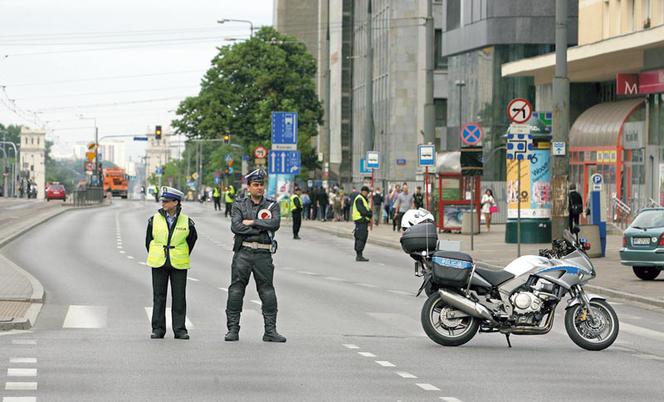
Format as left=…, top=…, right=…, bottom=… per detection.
left=421, top=292, right=479, bottom=347
left=565, top=299, right=619, bottom=351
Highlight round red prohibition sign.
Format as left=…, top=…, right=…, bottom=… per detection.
left=507, top=98, right=533, bottom=124
left=254, top=145, right=268, bottom=159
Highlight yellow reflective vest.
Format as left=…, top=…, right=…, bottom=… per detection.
left=352, top=195, right=370, bottom=223
left=213, top=187, right=220, bottom=197
left=146, top=212, right=191, bottom=269
left=290, top=194, right=302, bottom=212
left=224, top=185, right=235, bottom=203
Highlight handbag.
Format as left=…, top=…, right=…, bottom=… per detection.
left=489, top=205, right=498, bottom=214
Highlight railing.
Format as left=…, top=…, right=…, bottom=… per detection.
left=69, top=187, right=105, bottom=206
left=647, top=198, right=662, bottom=208
left=612, top=196, right=632, bottom=229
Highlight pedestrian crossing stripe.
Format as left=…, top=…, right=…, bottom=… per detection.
left=144, top=307, right=194, bottom=329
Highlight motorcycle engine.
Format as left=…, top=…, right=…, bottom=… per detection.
left=510, top=291, right=543, bottom=315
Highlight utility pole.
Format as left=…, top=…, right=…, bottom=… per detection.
left=551, top=0, right=570, bottom=239
left=364, top=1, right=374, bottom=167
left=420, top=0, right=434, bottom=145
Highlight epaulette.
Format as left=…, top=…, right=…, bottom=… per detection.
left=265, top=197, right=276, bottom=203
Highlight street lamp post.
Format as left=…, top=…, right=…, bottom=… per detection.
left=455, top=80, right=475, bottom=250
left=217, top=18, right=255, bottom=38
left=79, top=115, right=100, bottom=188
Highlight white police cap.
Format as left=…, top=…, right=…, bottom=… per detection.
left=160, top=186, right=184, bottom=201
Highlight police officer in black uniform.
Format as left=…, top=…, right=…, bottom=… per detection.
left=225, top=169, right=286, bottom=342
left=353, top=186, right=373, bottom=262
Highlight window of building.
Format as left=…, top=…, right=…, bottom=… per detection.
left=447, top=0, right=460, bottom=30
left=31, top=137, right=34, bottom=145
left=434, top=99, right=447, bottom=128
left=434, top=29, right=448, bottom=70
left=642, top=0, right=651, bottom=27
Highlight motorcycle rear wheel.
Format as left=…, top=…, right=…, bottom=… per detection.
left=421, top=292, right=479, bottom=346
left=565, top=299, right=619, bottom=351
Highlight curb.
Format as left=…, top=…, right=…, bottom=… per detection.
left=0, top=200, right=109, bottom=331
left=303, top=223, right=664, bottom=310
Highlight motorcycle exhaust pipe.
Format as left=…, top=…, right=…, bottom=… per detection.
left=438, top=289, right=496, bottom=324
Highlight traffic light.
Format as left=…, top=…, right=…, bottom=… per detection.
left=155, top=125, right=162, bottom=140
left=223, top=134, right=230, bottom=144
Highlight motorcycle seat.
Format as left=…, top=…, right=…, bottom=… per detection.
left=474, top=266, right=515, bottom=286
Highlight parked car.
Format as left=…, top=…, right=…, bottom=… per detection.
left=619, top=207, right=664, bottom=280
left=46, top=183, right=67, bottom=201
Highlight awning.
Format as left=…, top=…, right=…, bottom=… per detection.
left=570, top=98, right=645, bottom=148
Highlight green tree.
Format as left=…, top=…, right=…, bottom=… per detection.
left=172, top=27, right=323, bottom=173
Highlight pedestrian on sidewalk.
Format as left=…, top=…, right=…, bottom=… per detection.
left=413, top=186, right=424, bottom=209
left=291, top=187, right=303, bottom=239
left=311, top=187, right=320, bottom=221
left=319, top=187, right=329, bottom=221
left=372, top=188, right=384, bottom=226
left=213, top=185, right=222, bottom=211
left=394, top=184, right=414, bottom=232
left=302, top=190, right=311, bottom=220
left=225, top=169, right=286, bottom=343
left=145, top=186, right=198, bottom=340
left=353, top=186, right=373, bottom=262
left=389, top=185, right=402, bottom=230
left=342, top=192, right=352, bottom=221
left=568, top=183, right=583, bottom=231
left=481, top=189, right=497, bottom=232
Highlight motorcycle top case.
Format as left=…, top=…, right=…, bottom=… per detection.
left=400, top=222, right=438, bottom=254
left=431, top=251, right=473, bottom=288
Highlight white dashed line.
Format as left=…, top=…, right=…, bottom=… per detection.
left=298, top=271, right=319, bottom=276
left=127, top=256, right=135, bottom=260
left=119, top=250, right=126, bottom=254
left=187, top=277, right=200, bottom=282
left=324, top=276, right=344, bottom=282
left=416, top=383, right=440, bottom=391
left=633, top=354, right=664, bottom=361
left=388, top=290, right=411, bottom=296
left=5, top=382, right=38, bottom=391
left=358, top=352, right=376, bottom=357
left=3, top=397, right=37, bottom=402
left=375, top=361, right=396, bottom=367
left=357, top=283, right=377, bottom=288
left=440, top=398, right=463, bottom=402
left=11, top=340, right=36, bottom=345
left=138, top=262, right=147, bottom=266
left=395, top=371, right=417, bottom=379
left=343, top=344, right=360, bottom=349
left=7, top=368, right=37, bottom=377
left=9, top=358, right=37, bottom=364
left=117, top=246, right=123, bottom=249
left=218, top=287, right=228, bottom=292
left=250, top=300, right=262, bottom=305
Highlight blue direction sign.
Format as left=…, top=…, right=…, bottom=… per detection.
left=461, top=122, right=483, bottom=146
left=271, top=112, right=298, bottom=145
left=133, top=136, right=148, bottom=141
left=359, top=158, right=372, bottom=174
left=268, top=150, right=301, bottom=175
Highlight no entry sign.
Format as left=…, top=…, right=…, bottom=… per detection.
left=507, top=98, right=533, bottom=124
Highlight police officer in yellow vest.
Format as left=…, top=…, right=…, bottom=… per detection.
left=352, top=186, right=373, bottom=262
left=212, top=185, right=222, bottom=211
left=145, top=186, right=198, bottom=340
left=290, top=187, right=303, bottom=239
left=224, top=184, right=236, bottom=218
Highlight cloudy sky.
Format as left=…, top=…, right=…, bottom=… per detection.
left=0, top=0, right=273, bottom=159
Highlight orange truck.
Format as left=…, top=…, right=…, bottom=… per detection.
left=103, top=167, right=129, bottom=198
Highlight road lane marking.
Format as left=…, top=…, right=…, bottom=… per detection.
left=250, top=300, right=262, bottom=306
left=343, top=344, right=360, bottom=349
left=358, top=352, right=376, bottom=357
left=416, top=383, right=440, bottom=391
left=2, top=397, right=37, bottom=402
left=356, top=283, right=377, bottom=288
left=621, top=322, right=664, bottom=341
left=117, top=246, right=123, bottom=249
left=324, top=276, right=345, bottom=282
left=218, top=287, right=228, bottom=292
left=298, top=271, right=319, bottom=276
left=138, top=262, right=147, bottom=265
left=187, top=277, right=200, bottom=282
left=388, top=290, right=411, bottom=296
left=63, top=305, right=108, bottom=329
left=7, top=368, right=37, bottom=377
left=127, top=256, right=135, bottom=260
left=633, top=353, right=664, bottom=361
left=375, top=361, right=396, bottom=367
left=119, top=250, right=126, bottom=254
left=11, top=340, right=36, bottom=345
left=9, top=358, right=37, bottom=364
left=440, top=398, right=463, bottom=402
left=144, top=307, right=194, bottom=329
left=5, top=382, right=37, bottom=391
left=395, top=371, right=417, bottom=379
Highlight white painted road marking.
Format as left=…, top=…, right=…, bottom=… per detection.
left=417, top=383, right=440, bottom=391
left=440, top=398, right=463, bottom=402
left=298, top=271, right=319, bottom=276
left=375, top=361, right=396, bottom=367
left=395, top=371, right=417, bottom=379
left=11, top=340, right=36, bottom=345
left=144, top=307, right=194, bottom=329
left=63, top=305, right=108, bottom=329
left=2, top=397, right=37, bottom=402
left=127, top=256, right=135, bottom=260
left=357, top=283, right=377, bottom=288
left=358, top=352, right=376, bottom=357
left=187, top=277, right=200, bottom=282
left=621, top=322, right=664, bottom=341
left=9, top=358, right=37, bottom=364
left=343, top=344, right=360, bottom=349
left=250, top=300, right=262, bottom=306
left=7, top=368, right=37, bottom=377
left=138, top=262, right=147, bottom=266
left=119, top=250, right=126, bottom=254
left=324, top=276, right=344, bottom=282
left=218, top=287, right=228, bottom=292
left=388, top=290, right=411, bottom=296
left=5, top=382, right=38, bottom=391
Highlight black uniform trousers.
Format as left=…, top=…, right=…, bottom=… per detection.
left=354, top=221, right=369, bottom=256
left=569, top=213, right=580, bottom=231
left=226, top=248, right=277, bottom=315
left=225, top=202, right=233, bottom=217
left=292, top=211, right=302, bottom=237
left=151, top=266, right=188, bottom=335
left=213, top=196, right=221, bottom=210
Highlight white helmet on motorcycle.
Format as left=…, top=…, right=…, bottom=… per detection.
left=401, top=208, right=435, bottom=229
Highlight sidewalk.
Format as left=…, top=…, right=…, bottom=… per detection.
left=298, top=218, right=664, bottom=309
left=0, top=198, right=108, bottom=330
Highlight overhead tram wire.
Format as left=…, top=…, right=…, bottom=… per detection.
left=3, top=69, right=205, bottom=87
left=14, top=85, right=196, bottom=100
left=35, top=96, right=191, bottom=112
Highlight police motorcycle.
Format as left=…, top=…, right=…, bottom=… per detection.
left=399, top=209, right=619, bottom=351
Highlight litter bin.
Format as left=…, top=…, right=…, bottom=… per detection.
left=461, top=211, right=479, bottom=234
left=579, top=224, right=602, bottom=258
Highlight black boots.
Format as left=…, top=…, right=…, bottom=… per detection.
left=225, top=311, right=240, bottom=342
left=262, top=313, right=287, bottom=343
left=356, top=255, right=369, bottom=262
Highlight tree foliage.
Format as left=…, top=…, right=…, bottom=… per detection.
left=172, top=27, right=323, bottom=172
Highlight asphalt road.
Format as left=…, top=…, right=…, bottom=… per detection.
left=2, top=199, right=664, bottom=401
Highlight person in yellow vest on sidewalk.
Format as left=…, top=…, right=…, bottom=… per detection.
left=290, top=187, right=303, bottom=239
left=145, top=186, right=198, bottom=340
left=213, top=185, right=222, bottom=211
left=224, top=184, right=236, bottom=218
left=352, top=186, right=373, bottom=262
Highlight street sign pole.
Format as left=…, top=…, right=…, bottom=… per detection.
left=370, top=169, right=375, bottom=231
left=425, top=166, right=429, bottom=210
left=517, top=159, right=521, bottom=257
left=470, top=175, right=475, bottom=251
